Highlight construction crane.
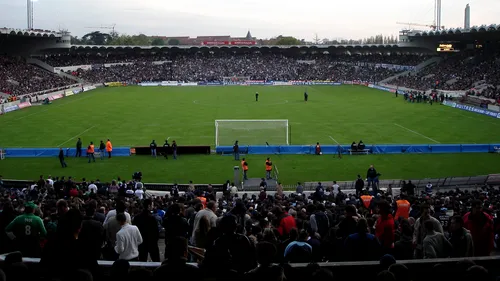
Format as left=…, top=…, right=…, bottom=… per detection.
left=396, top=22, right=445, bottom=31
left=85, top=24, right=116, bottom=33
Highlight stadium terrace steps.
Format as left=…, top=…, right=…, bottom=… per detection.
left=381, top=56, right=442, bottom=84
left=243, top=178, right=278, bottom=189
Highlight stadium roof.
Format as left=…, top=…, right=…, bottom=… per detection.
left=406, top=23, right=500, bottom=37
left=71, top=44, right=403, bottom=50
left=0, top=27, right=64, bottom=37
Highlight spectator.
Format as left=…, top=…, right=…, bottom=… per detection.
left=463, top=199, right=494, bottom=256
left=133, top=199, right=160, bottom=262
left=345, top=218, right=382, bottom=261
left=114, top=212, right=143, bottom=261
left=413, top=203, right=443, bottom=258
left=283, top=229, right=313, bottom=263
left=422, top=219, right=452, bottom=258
left=449, top=215, right=474, bottom=257
left=246, top=242, right=285, bottom=280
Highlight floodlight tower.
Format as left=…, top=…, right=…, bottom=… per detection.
left=27, top=0, right=34, bottom=30
left=434, top=0, right=442, bottom=31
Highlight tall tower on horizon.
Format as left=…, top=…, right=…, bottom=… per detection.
left=435, top=0, right=442, bottom=31
left=464, top=4, right=471, bottom=29
left=27, top=0, right=33, bottom=30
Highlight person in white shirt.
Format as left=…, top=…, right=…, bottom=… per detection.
left=126, top=188, right=135, bottom=197
left=115, top=212, right=143, bottom=261
left=191, top=201, right=218, bottom=247
left=332, top=181, right=340, bottom=196
left=135, top=181, right=144, bottom=190
left=135, top=188, right=144, bottom=200
left=88, top=181, right=98, bottom=193
left=104, top=201, right=132, bottom=225
left=46, top=176, right=54, bottom=187
left=230, top=184, right=238, bottom=196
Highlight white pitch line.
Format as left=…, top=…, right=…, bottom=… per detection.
left=166, top=136, right=171, bottom=140
left=394, top=123, right=440, bottom=143
left=56, top=125, right=97, bottom=147
left=329, top=136, right=340, bottom=144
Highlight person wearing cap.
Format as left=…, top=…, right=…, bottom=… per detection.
left=5, top=201, right=47, bottom=258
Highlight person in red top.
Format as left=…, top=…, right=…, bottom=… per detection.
left=463, top=199, right=494, bottom=257
left=315, top=142, right=321, bottom=155
left=375, top=201, right=395, bottom=253
left=272, top=206, right=296, bottom=238
left=69, top=187, right=79, bottom=197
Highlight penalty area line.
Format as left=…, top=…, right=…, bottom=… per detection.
left=56, top=125, right=97, bottom=147
left=329, top=136, right=340, bottom=145
left=394, top=123, right=440, bottom=144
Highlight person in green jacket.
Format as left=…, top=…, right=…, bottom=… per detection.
left=5, top=201, right=47, bottom=258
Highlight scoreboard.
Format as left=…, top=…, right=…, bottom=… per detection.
left=436, top=43, right=460, bottom=52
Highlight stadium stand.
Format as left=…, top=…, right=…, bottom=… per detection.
left=68, top=53, right=410, bottom=83
left=0, top=56, right=74, bottom=99
left=0, top=175, right=500, bottom=281
left=388, top=52, right=500, bottom=91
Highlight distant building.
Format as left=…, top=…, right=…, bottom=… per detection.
left=152, top=31, right=257, bottom=46
left=464, top=4, right=471, bottom=29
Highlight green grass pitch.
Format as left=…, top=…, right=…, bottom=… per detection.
left=1, top=85, right=499, bottom=184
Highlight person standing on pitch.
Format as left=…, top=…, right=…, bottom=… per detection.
left=87, top=142, right=96, bottom=163
left=241, top=158, right=249, bottom=180
left=233, top=140, right=239, bottom=160
left=76, top=138, right=82, bottom=157
left=150, top=140, right=157, bottom=158
left=106, top=139, right=113, bottom=158
left=255, top=92, right=259, bottom=101
left=265, top=157, right=273, bottom=180
left=58, top=148, right=67, bottom=168
left=304, top=91, right=308, bottom=102
left=99, top=140, right=106, bottom=160
left=172, top=140, right=178, bottom=159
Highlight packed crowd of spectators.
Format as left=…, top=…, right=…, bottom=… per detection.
left=74, top=62, right=173, bottom=84
left=42, top=53, right=428, bottom=68
left=0, top=171, right=499, bottom=281
left=389, top=52, right=500, bottom=91
left=0, top=56, right=75, bottom=98
left=40, top=54, right=172, bottom=67
left=332, top=54, right=430, bottom=66
left=71, top=54, right=405, bottom=83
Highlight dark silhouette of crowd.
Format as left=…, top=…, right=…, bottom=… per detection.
left=1, top=173, right=499, bottom=281
left=0, top=56, right=75, bottom=98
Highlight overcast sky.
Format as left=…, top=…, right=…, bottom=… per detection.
left=1, top=0, right=499, bottom=40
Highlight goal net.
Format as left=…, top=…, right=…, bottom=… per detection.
left=222, top=76, right=250, bottom=85
left=215, top=120, right=289, bottom=146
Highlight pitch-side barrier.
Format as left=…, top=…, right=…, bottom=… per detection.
left=3, top=147, right=131, bottom=158
left=216, top=144, right=500, bottom=155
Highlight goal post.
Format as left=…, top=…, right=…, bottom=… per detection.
left=215, top=120, right=289, bottom=146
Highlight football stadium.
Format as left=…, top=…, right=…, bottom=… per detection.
left=1, top=0, right=500, bottom=280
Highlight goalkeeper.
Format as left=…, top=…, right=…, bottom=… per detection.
left=304, top=91, right=308, bottom=102
left=255, top=92, right=259, bottom=101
